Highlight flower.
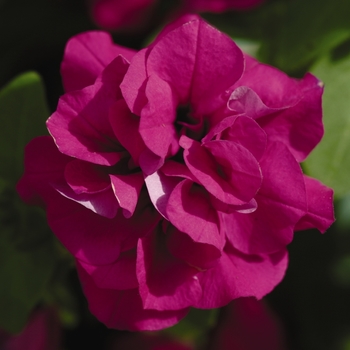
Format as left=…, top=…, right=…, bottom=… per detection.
left=90, top=0, right=264, bottom=31
left=0, top=308, right=61, bottom=350
left=185, top=0, right=264, bottom=12
left=17, top=15, right=334, bottom=331
left=90, top=0, right=156, bottom=31
left=207, top=298, right=287, bottom=350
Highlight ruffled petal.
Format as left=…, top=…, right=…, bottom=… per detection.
left=194, top=243, right=288, bottom=308
left=224, top=141, right=307, bottom=255
left=120, top=48, right=149, bottom=115
left=64, top=159, right=110, bottom=194
left=109, top=99, right=146, bottom=166
left=76, top=249, right=138, bottom=290
left=52, top=179, right=119, bottom=219
left=140, top=75, right=179, bottom=161
left=232, top=59, right=324, bottom=161
left=181, top=136, right=262, bottom=205
left=137, top=226, right=202, bottom=311
left=203, top=115, right=267, bottom=161
left=48, top=57, right=130, bottom=166
left=145, top=170, right=182, bottom=219
left=147, top=17, right=244, bottom=114
left=16, top=136, right=71, bottom=206
left=166, top=179, right=225, bottom=250
left=295, top=176, right=334, bottom=232
left=77, top=264, right=189, bottom=331
left=167, top=226, right=222, bottom=270
left=110, top=172, right=144, bottom=218
left=61, top=31, right=135, bottom=92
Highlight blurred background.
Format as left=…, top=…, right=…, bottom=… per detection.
left=1, top=0, right=350, bottom=349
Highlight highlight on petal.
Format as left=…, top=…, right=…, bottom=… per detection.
left=53, top=178, right=119, bottom=219
left=110, top=172, right=144, bottom=218
left=145, top=170, right=182, bottom=219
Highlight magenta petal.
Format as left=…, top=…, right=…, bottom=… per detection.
left=257, top=74, right=324, bottom=162
left=228, top=86, right=285, bottom=119
left=167, top=227, right=222, bottom=270
left=92, top=0, right=154, bottom=31
left=77, top=264, right=189, bottom=331
left=224, top=141, right=307, bottom=255
left=16, top=136, right=71, bottom=206
left=295, top=176, right=334, bottom=232
left=194, top=244, right=288, bottom=308
left=147, top=17, right=244, bottom=114
left=166, top=179, right=225, bottom=250
left=1, top=307, right=61, bottom=350
left=137, top=227, right=202, bottom=311
left=188, top=0, right=263, bottom=12
left=208, top=298, right=287, bottom=350
left=109, top=100, right=145, bottom=166
left=61, top=31, right=135, bottom=92
left=139, top=148, right=165, bottom=175
left=210, top=195, right=257, bottom=214
left=120, top=48, right=149, bottom=115
left=47, top=85, right=122, bottom=166
left=48, top=56, right=130, bottom=166
left=145, top=170, right=182, bottom=219
left=46, top=192, right=122, bottom=264
left=161, top=160, right=197, bottom=181
left=76, top=249, right=138, bottom=290
left=64, top=159, right=110, bottom=194
left=235, top=58, right=304, bottom=108
left=110, top=172, right=144, bottom=218
left=181, top=136, right=261, bottom=205
left=220, top=116, right=267, bottom=161
left=53, top=179, right=119, bottom=219
left=47, top=191, right=159, bottom=265
left=234, top=60, right=324, bottom=161
left=140, top=74, right=179, bottom=159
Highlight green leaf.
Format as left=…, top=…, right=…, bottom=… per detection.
left=0, top=188, right=56, bottom=333
left=206, top=0, right=350, bottom=75
left=164, top=308, right=218, bottom=346
left=256, top=0, right=350, bottom=74
left=0, top=71, right=49, bottom=182
left=303, top=55, right=350, bottom=198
